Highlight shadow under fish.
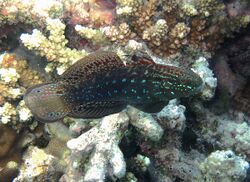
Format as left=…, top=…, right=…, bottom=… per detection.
left=24, top=51, right=203, bottom=123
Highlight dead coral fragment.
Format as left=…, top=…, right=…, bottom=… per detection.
left=65, top=113, right=129, bottom=181
left=192, top=57, right=217, bottom=100
left=156, top=99, right=186, bottom=131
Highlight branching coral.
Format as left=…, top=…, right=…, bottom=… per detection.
left=62, top=106, right=166, bottom=181
left=0, top=53, right=43, bottom=128
left=0, top=0, right=63, bottom=27
left=63, top=112, right=129, bottom=181
left=111, top=0, right=250, bottom=58
left=127, top=107, right=164, bottom=141
left=0, top=0, right=115, bottom=27
left=75, top=25, right=106, bottom=44
left=20, top=18, right=87, bottom=75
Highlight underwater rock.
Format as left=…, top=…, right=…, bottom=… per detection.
left=192, top=57, right=217, bottom=100
left=156, top=99, right=186, bottom=131
left=127, top=106, right=164, bottom=141
left=200, top=150, right=249, bottom=182
left=13, top=146, right=63, bottom=182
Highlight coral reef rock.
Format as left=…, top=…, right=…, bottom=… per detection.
left=200, top=150, right=249, bottom=182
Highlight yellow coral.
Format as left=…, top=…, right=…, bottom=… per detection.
left=17, top=146, right=55, bottom=179
left=0, top=102, right=17, bottom=124
left=181, top=4, right=198, bottom=16
left=0, top=53, right=44, bottom=126
left=170, top=22, right=190, bottom=39
left=75, top=25, right=106, bottom=43
left=20, top=18, right=87, bottom=75
left=142, top=19, right=168, bottom=46
left=105, top=23, right=136, bottom=44
left=116, top=0, right=143, bottom=7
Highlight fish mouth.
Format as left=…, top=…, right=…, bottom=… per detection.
left=23, top=92, right=31, bottom=109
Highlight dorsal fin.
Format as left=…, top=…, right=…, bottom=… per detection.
left=130, top=51, right=156, bottom=65
left=59, top=51, right=125, bottom=85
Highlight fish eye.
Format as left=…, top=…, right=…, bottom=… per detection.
left=48, top=112, right=54, bottom=117
left=36, top=90, right=41, bottom=93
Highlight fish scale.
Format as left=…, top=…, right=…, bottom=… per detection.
left=24, top=51, right=203, bottom=122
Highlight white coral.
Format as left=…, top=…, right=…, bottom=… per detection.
left=218, top=121, right=250, bottom=157
left=17, top=100, right=33, bottom=122
left=65, top=107, right=166, bottom=181
left=0, top=67, right=20, bottom=84
left=66, top=112, right=129, bottom=181
left=192, top=57, right=217, bottom=100
left=0, top=102, right=17, bottom=124
left=75, top=25, right=106, bottom=43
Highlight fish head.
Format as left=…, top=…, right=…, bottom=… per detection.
left=24, top=83, right=69, bottom=122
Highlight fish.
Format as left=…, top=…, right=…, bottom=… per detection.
left=24, top=51, right=203, bottom=122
